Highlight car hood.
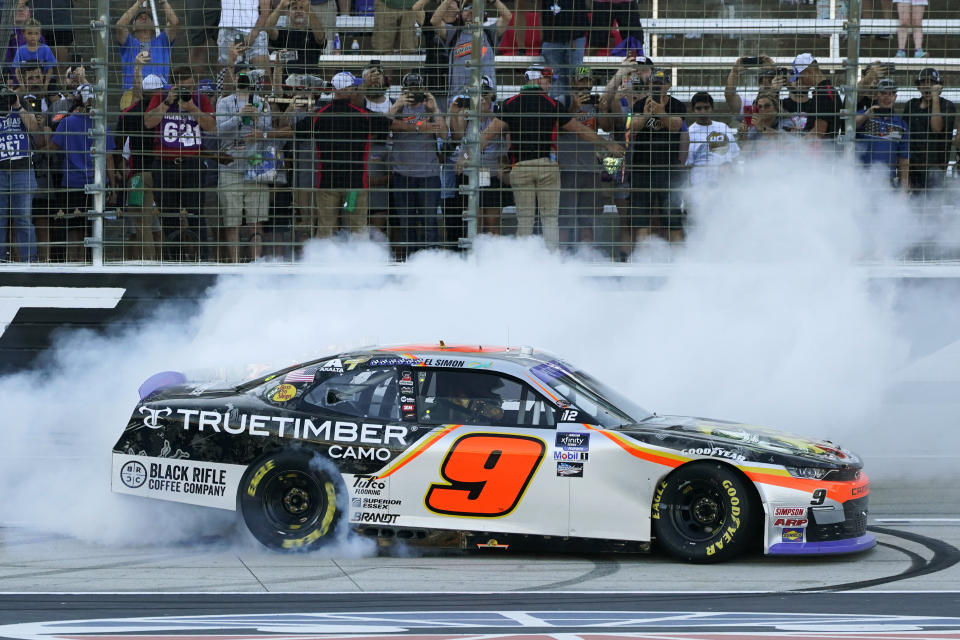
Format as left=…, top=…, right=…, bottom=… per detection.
left=624, top=415, right=861, bottom=466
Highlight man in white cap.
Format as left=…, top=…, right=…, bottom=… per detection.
left=790, top=53, right=842, bottom=139
left=476, top=64, right=624, bottom=249
left=295, top=71, right=406, bottom=238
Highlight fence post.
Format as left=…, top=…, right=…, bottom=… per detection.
left=88, top=4, right=110, bottom=266
left=460, top=0, right=486, bottom=248
left=843, top=0, right=862, bottom=161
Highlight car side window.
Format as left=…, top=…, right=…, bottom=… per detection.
left=300, top=367, right=399, bottom=421
left=417, top=369, right=556, bottom=427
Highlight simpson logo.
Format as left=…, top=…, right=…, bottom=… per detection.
left=774, top=518, right=808, bottom=527
left=556, top=432, right=589, bottom=452
left=775, top=507, right=806, bottom=516
left=782, top=528, right=804, bottom=542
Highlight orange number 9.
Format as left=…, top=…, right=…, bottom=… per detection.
left=425, top=434, right=545, bottom=517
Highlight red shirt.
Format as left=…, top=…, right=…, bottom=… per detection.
left=146, top=91, right=214, bottom=158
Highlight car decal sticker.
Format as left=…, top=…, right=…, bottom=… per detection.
left=743, top=469, right=870, bottom=502
left=376, top=424, right=460, bottom=480
left=584, top=425, right=689, bottom=468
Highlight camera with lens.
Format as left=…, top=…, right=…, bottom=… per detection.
left=454, top=96, right=470, bottom=108
left=0, top=86, right=18, bottom=111
left=21, top=94, right=40, bottom=113
left=630, top=76, right=647, bottom=92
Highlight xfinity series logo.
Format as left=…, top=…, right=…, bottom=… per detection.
left=138, top=406, right=172, bottom=429
left=556, top=432, right=589, bottom=452
left=119, top=461, right=147, bottom=488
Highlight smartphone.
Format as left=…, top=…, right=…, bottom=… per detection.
left=455, top=96, right=470, bottom=108
left=741, top=56, right=761, bottom=65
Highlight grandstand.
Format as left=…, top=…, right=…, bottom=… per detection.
left=0, top=0, right=957, bottom=263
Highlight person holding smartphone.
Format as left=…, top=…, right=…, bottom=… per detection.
left=723, top=54, right=784, bottom=121
left=903, top=67, right=956, bottom=194
left=114, top=0, right=180, bottom=90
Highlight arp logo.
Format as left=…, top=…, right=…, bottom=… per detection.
left=774, top=518, right=808, bottom=527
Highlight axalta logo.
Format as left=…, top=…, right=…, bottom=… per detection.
left=138, top=406, right=173, bottom=429
left=176, top=409, right=408, bottom=445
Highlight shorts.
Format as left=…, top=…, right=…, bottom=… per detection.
left=218, top=28, right=269, bottom=64
left=893, top=0, right=927, bottom=4
left=41, top=29, right=73, bottom=50
left=219, top=170, right=269, bottom=227
left=186, top=0, right=222, bottom=46
left=479, top=176, right=513, bottom=210
left=815, top=0, right=849, bottom=19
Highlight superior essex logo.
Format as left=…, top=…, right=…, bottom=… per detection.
left=172, top=408, right=409, bottom=446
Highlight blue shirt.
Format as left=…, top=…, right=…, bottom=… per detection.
left=0, top=112, right=31, bottom=162
left=12, top=43, right=57, bottom=72
left=51, top=113, right=115, bottom=189
left=856, top=111, right=909, bottom=175
left=118, top=32, right=173, bottom=90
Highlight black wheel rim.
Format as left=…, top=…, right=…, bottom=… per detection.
left=668, top=478, right=727, bottom=542
left=261, top=470, right=326, bottom=534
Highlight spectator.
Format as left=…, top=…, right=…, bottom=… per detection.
left=855, top=78, right=909, bottom=192
left=607, top=67, right=687, bottom=246
left=185, top=0, right=222, bottom=75
left=219, top=0, right=272, bottom=66
left=781, top=79, right=810, bottom=133
left=48, top=85, right=119, bottom=262
left=556, top=66, right=610, bottom=248
left=30, top=0, right=72, bottom=81
left=18, top=63, right=52, bottom=112
left=857, top=61, right=890, bottom=112
left=902, top=67, right=956, bottom=193
left=723, top=55, right=785, bottom=120
left=19, top=66, right=55, bottom=262
left=144, top=66, right=216, bottom=260
left=13, top=18, right=56, bottom=90
left=894, top=0, right=926, bottom=58
left=373, top=0, right=419, bottom=54
left=431, top=0, right=512, bottom=101
left=451, top=77, right=510, bottom=236
left=478, top=65, right=623, bottom=248
left=303, top=0, right=339, bottom=56
left=738, top=90, right=784, bottom=143
left=265, top=0, right=326, bottom=76
left=114, top=0, right=180, bottom=91
left=281, top=91, right=318, bottom=245
left=415, top=0, right=451, bottom=97
left=686, top=92, right=740, bottom=187
left=4, top=0, right=39, bottom=67
left=589, top=0, right=643, bottom=56
left=539, top=0, right=588, bottom=106
left=0, top=86, right=39, bottom=262
left=388, top=72, right=447, bottom=252
left=216, top=68, right=273, bottom=262
left=790, top=53, right=842, bottom=139
left=816, top=0, right=848, bottom=21
left=116, top=56, right=162, bottom=262
left=361, top=62, right=393, bottom=241
left=295, top=71, right=394, bottom=238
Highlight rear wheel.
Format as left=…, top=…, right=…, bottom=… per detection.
left=651, top=462, right=757, bottom=563
left=239, top=449, right=343, bottom=550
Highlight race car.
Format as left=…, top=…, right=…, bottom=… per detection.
left=112, top=344, right=873, bottom=562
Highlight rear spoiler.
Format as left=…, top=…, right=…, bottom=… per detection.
left=138, top=371, right=187, bottom=401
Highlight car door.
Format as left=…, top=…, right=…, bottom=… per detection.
left=385, top=367, right=570, bottom=537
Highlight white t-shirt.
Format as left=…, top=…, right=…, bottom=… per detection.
left=220, top=0, right=260, bottom=29
left=686, top=121, right=740, bottom=186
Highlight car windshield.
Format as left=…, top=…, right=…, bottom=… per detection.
left=529, top=360, right=652, bottom=428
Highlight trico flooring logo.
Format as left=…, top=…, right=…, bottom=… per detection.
left=119, top=461, right=147, bottom=488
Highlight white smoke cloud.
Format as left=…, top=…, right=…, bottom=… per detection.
left=0, top=150, right=957, bottom=548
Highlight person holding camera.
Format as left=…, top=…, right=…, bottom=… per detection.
left=144, top=66, right=216, bottom=260
left=855, top=78, right=910, bottom=193
left=218, top=0, right=272, bottom=67
left=723, top=55, right=784, bottom=120
left=265, top=0, right=326, bottom=77
left=790, top=53, right=842, bottom=139
left=0, top=86, right=39, bottom=262
left=387, top=72, right=447, bottom=253
left=361, top=62, right=393, bottom=242
left=48, top=85, right=119, bottom=262
left=902, top=67, right=956, bottom=194
left=431, top=0, right=512, bottom=102
left=216, top=68, right=273, bottom=262
left=478, top=65, right=624, bottom=249
left=115, top=0, right=180, bottom=90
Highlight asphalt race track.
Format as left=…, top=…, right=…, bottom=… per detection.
left=1, top=475, right=959, bottom=639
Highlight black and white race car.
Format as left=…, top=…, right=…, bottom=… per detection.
left=113, top=343, right=873, bottom=562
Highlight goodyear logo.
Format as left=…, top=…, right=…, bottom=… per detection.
left=782, top=527, right=804, bottom=542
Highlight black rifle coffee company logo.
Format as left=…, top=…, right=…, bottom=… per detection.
left=119, top=461, right=148, bottom=488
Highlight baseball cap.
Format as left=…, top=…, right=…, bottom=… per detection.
left=574, top=66, right=593, bottom=80
left=876, top=77, right=898, bottom=92
left=331, top=71, right=357, bottom=91
left=790, top=52, right=815, bottom=82
left=917, top=67, right=941, bottom=85
left=652, top=69, right=671, bottom=83
left=142, top=74, right=167, bottom=91
left=74, top=83, right=94, bottom=104
left=524, top=65, right=554, bottom=81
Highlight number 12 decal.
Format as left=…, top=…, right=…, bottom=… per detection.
left=425, top=433, right=545, bottom=517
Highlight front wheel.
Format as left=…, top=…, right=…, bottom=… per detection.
left=651, top=462, right=757, bottom=563
left=239, top=449, right=343, bottom=550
